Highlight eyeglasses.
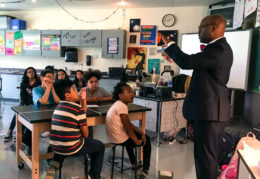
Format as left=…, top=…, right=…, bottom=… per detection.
left=198, top=24, right=215, bottom=29
left=45, top=75, right=54, bottom=80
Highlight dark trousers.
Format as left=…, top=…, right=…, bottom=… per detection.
left=193, top=121, right=226, bottom=179
left=9, top=115, right=16, bottom=131
left=120, top=131, right=151, bottom=171
left=54, top=138, right=104, bottom=179
left=10, top=112, right=31, bottom=147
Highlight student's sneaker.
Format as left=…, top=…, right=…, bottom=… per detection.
left=3, top=133, right=12, bottom=142
left=40, top=131, right=50, bottom=138
left=138, top=170, right=148, bottom=179
left=132, top=163, right=143, bottom=170
left=45, top=166, right=56, bottom=179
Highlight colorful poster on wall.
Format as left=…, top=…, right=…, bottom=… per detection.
left=127, top=47, right=147, bottom=69
left=140, top=25, right=156, bottom=45
left=148, top=59, right=160, bottom=74
left=157, top=30, right=178, bottom=46
left=233, top=0, right=245, bottom=29
left=23, top=34, right=40, bottom=50
left=5, top=31, right=22, bottom=56
left=0, top=35, right=5, bottom=55
left=14, top=31, right=23, bottom=55
left=130, top=19, right=141, bottom=32
left=255, top=1, right=260, bottom=27
left=42, top=35, right=60, bottom=51
left=244, top=0, right=257, bottom=18
left=159, top=47, right=174, bottom=63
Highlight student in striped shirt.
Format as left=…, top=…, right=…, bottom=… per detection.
left=50, top=79, right=104, bottom=179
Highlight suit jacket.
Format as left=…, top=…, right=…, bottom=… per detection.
left=165, top=37, right=233, bottom=122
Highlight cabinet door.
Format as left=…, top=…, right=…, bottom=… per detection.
left=102, top=30, right=126, bottom=59
left=99, top=79, right=119, bottom=94
left=80, top=30, right=101, bottom=47
left=61, top=30, right=81, bottom=46
left=1, top=74, right=20, bottom=100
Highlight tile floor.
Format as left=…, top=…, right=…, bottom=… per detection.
left=0, top=100, right=252, bottom=179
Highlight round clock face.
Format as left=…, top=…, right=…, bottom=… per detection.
left=162, top=14, right=175, bottom=27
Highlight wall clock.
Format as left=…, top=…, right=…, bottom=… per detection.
left=162, top=14, right=176, bottom=27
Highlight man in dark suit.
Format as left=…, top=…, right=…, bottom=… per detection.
left=159, top=14, right=233, bottom=179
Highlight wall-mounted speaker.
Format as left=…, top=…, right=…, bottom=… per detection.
left=86, top=55, right=91, bottom=66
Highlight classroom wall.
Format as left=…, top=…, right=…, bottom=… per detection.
left=0, top=6, right=207, bottom=73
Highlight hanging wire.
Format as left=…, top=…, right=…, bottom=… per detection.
left=0, top=0, right=26, bottom=3
left=120, top=8, right=126, bottom=29
left=55, top=0, right=124, bottom=24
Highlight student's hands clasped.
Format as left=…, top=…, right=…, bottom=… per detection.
left=91, top=96, right=102, bottom=102
left=44, top=78, right=54, bottom=89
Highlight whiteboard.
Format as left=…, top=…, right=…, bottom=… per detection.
left=180, top=30, right=252, bottom=90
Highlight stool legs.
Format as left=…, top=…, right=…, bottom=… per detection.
left=57, top=155, right=88, bottom=179
left=58, top=157, right=63, bottom=179
left=84, top=155, right=88, bottom=178
left=134, top=147, right=137, bottom=179
left=121, top=146, right=124, bottom=174
left=111, top=145, right=138, bottom=179
left=111, top=146, right=116, bottom=179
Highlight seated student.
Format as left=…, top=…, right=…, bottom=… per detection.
left=80, top=69, right=113, bottom=138
left=32, top=69, right=60, bottom=139
left=55, top=69, right=71, bottom=81
left=81, top=69, right=113, bottom=104
left=3, top=67, right=41, bottom=142
left=73, top=70, right=86, bottom=92
left=50, top=79, right=104, bottom=179
left=33, top=69, right=60, bottom=106
left=106, top=82, right=151, bottom=179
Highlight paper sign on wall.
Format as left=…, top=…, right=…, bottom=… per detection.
left=23, top=34, right=40, bottom=51
left=42, top=35, right=60, bottom=51
left=107, top=37, right=119, bottom=54
left=6, top=48, right=14, bottom=55
left=5, top=31, right=22, bottom=56
left=0, top=36, right=5, bottom=55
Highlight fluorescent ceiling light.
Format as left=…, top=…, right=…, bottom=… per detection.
left=118, top=0, right=127, bottom=6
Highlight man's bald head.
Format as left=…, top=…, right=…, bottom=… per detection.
left=198, top=14, right=226, bottom=43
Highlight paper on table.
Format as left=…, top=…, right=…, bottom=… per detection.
left=87, top=105, right=99, bottom=107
